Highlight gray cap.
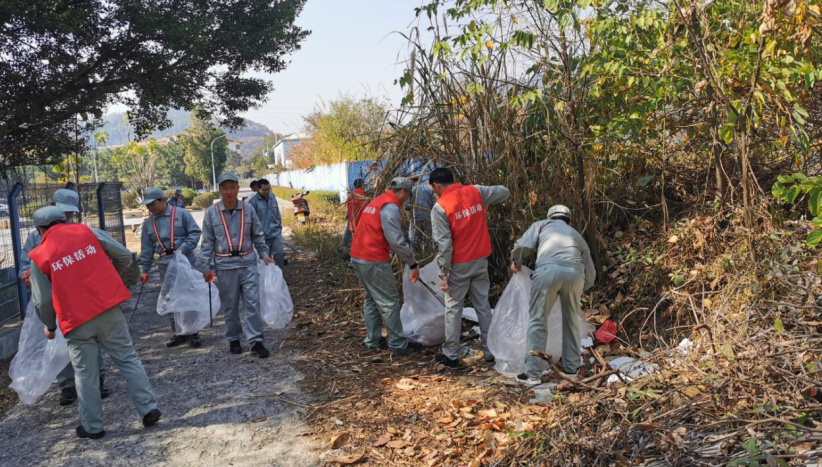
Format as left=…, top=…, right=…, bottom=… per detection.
left=217, top=173, right=239, bottom=185
left=547, top=205, right=571, bottom=220
left=33, top=206, right=67, bottom=227
left=174, top=188, right=183, bottom=195
left=53, top=189, right=80, bottom=213
left=140, top=187, right=165, bottom=206
left=389, top=177, right=414, bottom=192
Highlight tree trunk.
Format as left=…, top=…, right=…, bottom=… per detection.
left=575, top=146, right=603, bottom=276
left=736, top=123, right=756, bottom=260
left=707, top=86, right=725, bottom=201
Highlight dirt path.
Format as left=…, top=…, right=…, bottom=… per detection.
left=0, top=213, right=321, bottom=467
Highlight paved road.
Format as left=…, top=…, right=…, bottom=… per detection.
left=0, top=216, right=319, bottom=467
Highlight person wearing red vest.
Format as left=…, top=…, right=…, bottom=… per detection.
left=350, top=177, right=423, bottom=357
left=342, top=178, right=368, bottom=248
left=429, top=168, right=510, bottom=368
left=28, top=207, right=160, bottom=440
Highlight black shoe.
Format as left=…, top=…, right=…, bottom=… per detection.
left=60, top=387, right=77, bottom=406
left=516, top=373, right=542, bottom=387
left=99, top=379, right=110, bottom=399
left=484, top=353, right=496, bottom=363
left=393, top=341, right=423, bottom=357
left=366, top=338, right=388, bottom=352
left=76, top=426, right=105, bottom=439
left=229, top=340, right=243, bottom=354
left=435, top=353, right=462, bottom=369
left=251, top=342, right=270, bottom=358
left=189, top=335, right=202, bottom=348
left=142, top=408, right=162, bottom=427
left=166, top=335, right=189, bottom=348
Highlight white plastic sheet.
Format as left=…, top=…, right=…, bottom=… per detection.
left=157, top=252, right=221, bottom=335
left=400, top=262, right=478, bottom=346
left=488, top=269, right=596, bottom=378
left=9, top=302, right=70, bottom=405
left=258, top=263, right=293, bottom=329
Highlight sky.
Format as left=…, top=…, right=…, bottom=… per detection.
left=240, top=0, right=427, bottom=136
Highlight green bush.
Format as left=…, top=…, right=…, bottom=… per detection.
left=121, top=191, right=139, bottom=209
left=182, top=188, right=197, bottom=206
left=193, top=191, right=220, bottom=209
left=20, top=199, right=50, bottom=219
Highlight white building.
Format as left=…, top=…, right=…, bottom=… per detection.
left=272, top=133, right=308, bottom=169
left=226, top=137, right=243, bottom=154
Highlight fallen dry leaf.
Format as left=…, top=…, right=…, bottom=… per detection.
left=387, top=440, right=410, bottom=449
left=372, top=433, right=392, bottom=447
left=478, top=408, right=497, bottom=418
left=333, top=453, right=365, bottom=465
left=395, top=378, right=416, bottom=391
left=435, top=416, right=454, bottom=424
left=668, top=234, right=679, bottom=244
left=330, top=432, right=350, bottom=449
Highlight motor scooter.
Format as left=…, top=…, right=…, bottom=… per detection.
left=290, top=191, right=310, bottom=223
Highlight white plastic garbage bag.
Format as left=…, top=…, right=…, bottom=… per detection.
left=488, top=268, right=532, bottom=377
left=258, top=263, right=293, bottom=329
left=157, top=252, right=221, bottom=335
left=9, top=302, right=70, bottom=405
left=488, top=269, right=596, bottom=378
left=399, top=262, right=479, bottom=346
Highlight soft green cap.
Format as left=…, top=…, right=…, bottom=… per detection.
left=140, top=187, right=165, bottom=205
left=33, top=206, right=67, bottom=227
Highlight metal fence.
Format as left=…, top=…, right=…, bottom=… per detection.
left=0, top=182, right=126, bottom=324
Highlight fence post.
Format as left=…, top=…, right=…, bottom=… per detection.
left=96, top=183, right=106, bottom=231
left=8, top=183, right=28, bottom=318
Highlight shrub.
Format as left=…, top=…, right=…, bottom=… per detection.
left=121, top=191, right=139, bottom=209
left=20, top=199, right=50, bottom=219
left=182, top=188, right=197, bottom=206
left=193, top=191, right=220, bottom=209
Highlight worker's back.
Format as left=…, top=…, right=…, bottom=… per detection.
left=533, top=219, right=588, bottom=269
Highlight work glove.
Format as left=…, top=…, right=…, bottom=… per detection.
left=141, top=273, right=148, bottom=284
left=203, top=271, right=215, bottom=283
left=21, top=270, right=31, bottom=287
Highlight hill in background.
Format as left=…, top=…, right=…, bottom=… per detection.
left=94, top=109, right=279, bottom=157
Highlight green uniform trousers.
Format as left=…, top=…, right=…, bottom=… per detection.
left=66, top=306, right=158, bottom=433
left=351, top=262, right=408, bottom=350
left=443, top=258, right=493, bottom=360
left=524, top=264, right=584, bottom=379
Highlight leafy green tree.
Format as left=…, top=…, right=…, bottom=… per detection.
left=157, top=139, right=189, bottom=187
left=0, top=0, right=309, bottom=169
left=110, top=140, right=161, bottom=195
left=181, top=109, right=228, bottom=188
left=293, top=95, right=390, bottom=167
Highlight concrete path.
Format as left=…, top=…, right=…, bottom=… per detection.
left=0, top=211, right=319, bottom=467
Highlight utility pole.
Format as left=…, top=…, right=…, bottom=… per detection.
left=210, top=133, right=227, bottom=189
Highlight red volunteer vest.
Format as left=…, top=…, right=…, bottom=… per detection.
left=346, top=188, right=368, bottom=232
left=28, top=223, right=132, bottom=335
left=436, top=184, right=492, bottom=264
left=350, top=191, right=400, bottom=262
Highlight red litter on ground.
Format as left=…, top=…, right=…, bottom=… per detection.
left=595, top=320, right=617, bottom=344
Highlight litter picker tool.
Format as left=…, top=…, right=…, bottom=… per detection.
left=208, top=281, right=214, bottom=328
left=419, top=279, right=446, bottom=307
left=128, top=281, right=146, bottom=323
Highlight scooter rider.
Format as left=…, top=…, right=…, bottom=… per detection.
left=511, top=205, right=596, bottom=386
left=429, top=168, right=510, bottom=368
left=247, top=179, right=285, bottom=268
left=29, top=207, right=161, bottom=439
left=200, top=173, right=276, bottom=358
left=138, top=187, right=203, bottom=348
left=19, top=189, right=109, bottom=406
